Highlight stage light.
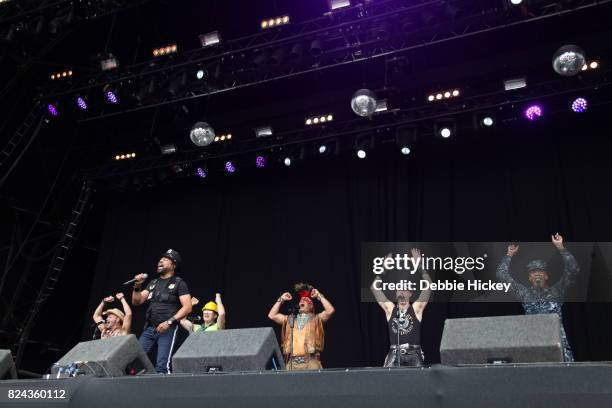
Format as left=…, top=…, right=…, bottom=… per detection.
left=115, top=152, right=136, bottom=160
left=329, top=0, right=350, bottom=10
left=351, top=89, right=377, bottom=117
left=504, top=77, right=527, bottom=91
left=190, top=122, right=215, bottom=147
left=105, top=90, right=119, bottom=104
left=440, top=128, right=451, bottom=138
left=552, top=45, right=586, bottom=77
left=225, top=161, right=236, bottom=174
left=50, top=70, right=73, bottom=81
left=571, top=97, right=588, bottom=113
left=435, top=119, right=455, bottom=138
left=305, top=114, right=333, bottom=126
left=590, top=61, right=598, bottom=69
left=284, top=157, right=292, bottom=167
left=309, top=39, right=323, bottom=57
left=525, top=105, right=543, bottom=121
left=256, top=155, right=267, bottom=168
left=509, top=0, right=523, bottom=5
left=396, top=126, right=415, bottom=154
left=214, top=133, right=232, bottom=143
left=254, top=126, right=273, bottom=138
left=47, top=103, right=59, bottom=116
left=196, top=167, right=207, bottom=178
left=100, top=54, right=119, bottom=71
left=261, top=15, right=290, bottom=29
left=196, top=69, right=205, bottom=80
left=375, top=99, right=388, bottom=113
left=357, top=149, right=367, bottom=159
left=482, top=116, right=494, bottom=127
left=76, top=96, right=87, bottom=110
left=319, top=145, right=327, bottom=154
left=199, top=31, right=221, bottom=48
left=153, top=44, right=178, bottom=57
left=161, top=144, right=177, bottom=155
left=429, top=88, right=460, bottom=102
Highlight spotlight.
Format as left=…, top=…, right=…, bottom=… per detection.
left=396, top=126, right=415, bottom=155
left=115, top=152, right=137, bottom=160
left=196, top=167, right=207, bottom=178
left=482, top=116, right=494, bottom=127
left=357, top=149, right=367, bottom=159
left=524, top=104, right=543, bottom=121
left=475, top=112, right=495, bottom=129
left=224, top=161, right=236, bottom=174
left=104, top=89, right=119, bottom=104
left=571, top=97, right=588, bottom=113
left=76, top=96, right=87, bottom=110
left=47, top=103, right=59, bottom=116
left=214, top=133, right=232, bottom=143
left=153, top=44, right=178, bottom=57
left=196, top=69, right=206, bottom=80
left=435, top=119, right=456, bottom=138
left=319, top=145, right=327, bottom=154
left=50, top=70, right=73, bottom=81
left=254, top=126, right=273, bottom=138
left=428, top=88, right=460, bottom=102
left=284, top=157, right=292, bottom=167
left=160, top=144, right=177, bottom=155
left=305, top=114, right=333, bottom=126
left=100, top=54, right=119, bottom=71
left=509, top=0, right=523, bottom=5
left=351, top=89, right=377, bottom=117
left=355, top=136, right=372, bottom=159
left=552, top=45, right=586, bottom=77
left=256, top=155, right=267, bottom=168
left=199, top=31, right=221, bottom=47
left=190, top=122, right=215, bottom=147
left=375, top=99, right=388, bottom=113
left=582, top=60, right=599, bottom=71
left=329, top=0, right=350, bottom=10
left=261, top=15, right=290, bottom=29
left=504, top=77, right=527, bottom=91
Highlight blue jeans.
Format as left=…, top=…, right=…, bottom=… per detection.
left=139, top=325, right=179, bottom=374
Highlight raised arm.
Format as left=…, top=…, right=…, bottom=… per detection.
left=215, top=293, right=226, bottom=330
left=92, top=296, right=113, bottom=328
left=550, top=233, right=580, bottom=296
left=179, top=296, right=199, bottom=332
left=371, top=253, right=394, bottom=317
left=312, top=288, right=335, bottom=322
left=131, top=274, right=150, bottom=306
left=268, top=292, right=291, bottom=325
left=116, top=293, right=132, bottom=334
left=413, top=249, right=431, bottom=319
left=496, top=244, right=528, bottom=299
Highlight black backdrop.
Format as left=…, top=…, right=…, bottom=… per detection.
left=84, top=113, right=612, bottom=367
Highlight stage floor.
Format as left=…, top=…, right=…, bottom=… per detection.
left=2, top=363, right=612, bottom=408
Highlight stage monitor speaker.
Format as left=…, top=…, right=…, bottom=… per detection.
left=440, top=314, right=564, bottom=364
left=0, top=350, right=17, bottom=379
left=173, top=327, right=285, bottom=373
left=52, top=334, right=155, bottom=376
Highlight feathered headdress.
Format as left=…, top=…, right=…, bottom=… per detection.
left=293, top=282, right=313, bottom=299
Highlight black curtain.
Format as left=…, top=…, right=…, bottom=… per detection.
left=84, top=115, right=612, bottom=367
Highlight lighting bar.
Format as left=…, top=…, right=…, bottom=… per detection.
left=254, top=126, right=273, bottom=138
left=199, top=31, right=221, bottom=47
left=426, top=88, right=460, bottom=102
left=213, top=133, right=233, bottom=142
left=50, top=70, right=73, bottom=80
left=503, top=77, right=527, bottom=91
left=160, top=144, right=177, bottom=155
left=261, top=15, right=290, bottom=30
left=329, top=0, right=351, bottom=10
left=305, top=114, right=333, bottom=126
left=153, top=44, right=178, bottom=57
left=114, top=153, right=136, bottom=160
left=100, top=55, right=119, bottom=71
left=375, top=99, right=388, bottom=112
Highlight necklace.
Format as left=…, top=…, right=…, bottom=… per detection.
left=296, top=313, right=311, bottom=330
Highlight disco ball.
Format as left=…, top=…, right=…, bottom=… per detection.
left=350, top=89, right=377, bottom=117
left=189, top=122, right=215, bottom=147
left=552, top=45, right=586, bottom=77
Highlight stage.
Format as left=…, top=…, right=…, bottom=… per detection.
left=2, top=363, right=612, bottom=407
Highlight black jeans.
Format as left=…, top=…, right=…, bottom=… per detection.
left=384, top=344, right=424, bottom=367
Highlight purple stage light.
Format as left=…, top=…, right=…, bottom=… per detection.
left=105, top=90, right=118, bottom=104
left=47, top=104, right=59, bottom=116
left=571, top=97, right=588, bottom=113
left=256, top=155, right=267, bottom=168
left=225, top=161, right=236, bottom=173
left=196, top=167, right=207, bottom=178
left=524, top=105, right=542, bottom=121
left=76, top=97, right=87, bottom=110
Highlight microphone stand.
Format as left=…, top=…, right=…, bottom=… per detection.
left=288, top=306, right=296, bottom=370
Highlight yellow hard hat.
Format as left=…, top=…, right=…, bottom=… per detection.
left=202, top=301, right=218, bottom=313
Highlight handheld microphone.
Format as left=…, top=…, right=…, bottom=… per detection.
left=91, top=319, right=106, bottom=328
left=123, top=273, right=147, bottom=285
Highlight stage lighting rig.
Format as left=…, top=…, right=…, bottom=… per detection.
left=435, top=119, right=456, bottom=138
left=261, top=15, right=290, bottom=30
left=153, top=44, right=178, bottom=57
left=503, top=77, right=527, bottom=91
left=50, top=70, right=73, bottom=81
left=552, top=44, right=586, bottom=77
left=199, top=31, right=221, bottom=47
left=254, top=126, right=273, bottom=138
left=427, top=89, right=460, bottom=102
left=114, top=153, right=136, bottom=160
left=214, top=133, right=233, bottom=143
left=305, top=114, right=333, bottom=126
left=351, top=89, right=377, bottom=117
left=100, top=54, right=119, bottom=71
left=190, top=122, right=216, bottom=147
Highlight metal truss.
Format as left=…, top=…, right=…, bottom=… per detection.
left=43, top=0, right=612, bottom=122
left=81, top=65, right=612, bottom=186
left=12, top=179, right=93, bottom=369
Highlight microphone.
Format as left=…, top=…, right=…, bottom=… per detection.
left=91, top=319, right=106, bottom=328
left=123, top=274, right=147, bottom=286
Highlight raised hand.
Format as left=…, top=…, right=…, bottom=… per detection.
left=115, top=293, right=124, bottom=300
left=281, top=292, right=293, bottom=301
left=507, top=244, right=519, bottom=257
left=191, top=297, right=200, bottom=306
left=103, top=296, right=114, bottom=303
left=410, top=248, right=422, bottom=260
left=552, top=233, right=564, bottom=250
left=310, top=288, right=320, bottom=299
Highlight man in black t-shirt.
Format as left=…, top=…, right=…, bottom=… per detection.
left=131, top=249, right=192, bottom=373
